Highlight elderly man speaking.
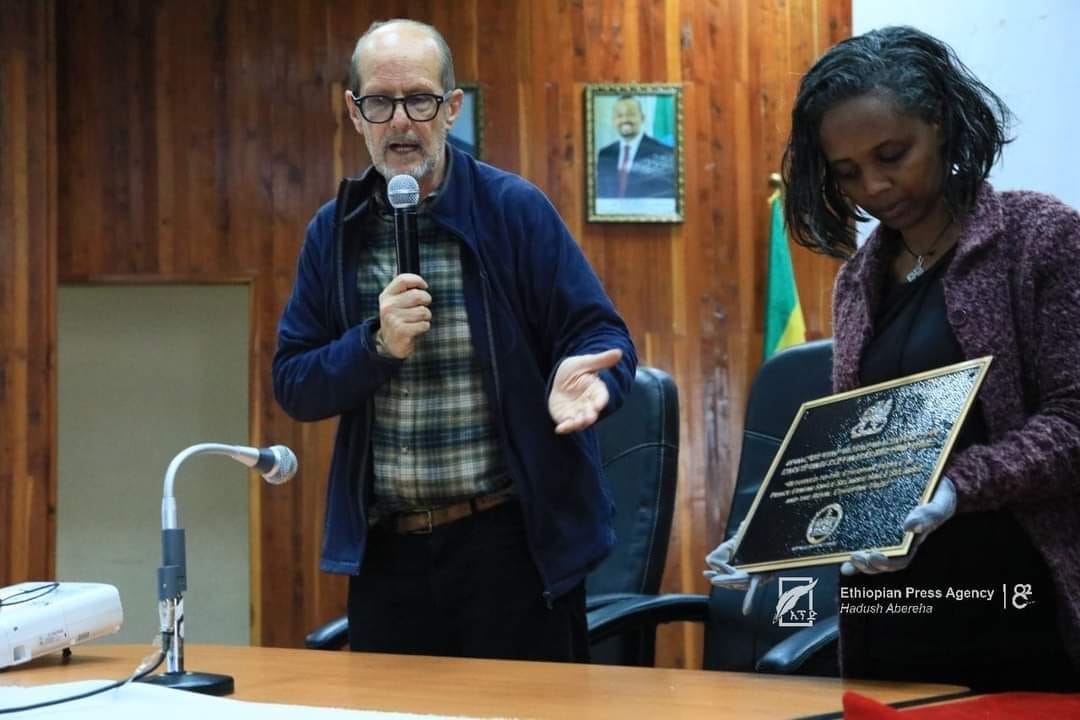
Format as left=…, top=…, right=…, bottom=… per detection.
left=273, top=19, right=636, bottom=663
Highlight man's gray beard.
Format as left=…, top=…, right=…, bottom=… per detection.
left=373, top=133, right=446, bottom=182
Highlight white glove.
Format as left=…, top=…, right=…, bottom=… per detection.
left=841, top=476, right=957, bottom=576
left=704, top=530, right=775, bottom=616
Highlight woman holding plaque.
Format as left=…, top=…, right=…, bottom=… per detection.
left=721, top=26, right=1079, bottom=691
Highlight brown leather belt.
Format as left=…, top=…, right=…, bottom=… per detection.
left=385, top=491, right=516, bottom=535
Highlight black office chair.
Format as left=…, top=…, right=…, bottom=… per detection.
left=305, top=367, right=679, bottom=661
left=588, top=340, right=839, bottom=674
left=586, top=366, right=679, bottom=665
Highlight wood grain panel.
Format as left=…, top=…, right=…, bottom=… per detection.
left=0, top=0, right=56, bottom=588
left=1, top=0, right=851, bottom=666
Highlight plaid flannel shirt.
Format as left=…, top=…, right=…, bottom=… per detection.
left=356, top=184, right=508, bottom=513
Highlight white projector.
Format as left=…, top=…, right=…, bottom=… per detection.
left=0, top=582, right=123, bottom=669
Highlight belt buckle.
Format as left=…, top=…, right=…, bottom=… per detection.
left=407, top=509, right=434, bottom=535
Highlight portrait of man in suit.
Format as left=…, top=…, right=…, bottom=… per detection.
left=595, top=95, right=676, bottom=200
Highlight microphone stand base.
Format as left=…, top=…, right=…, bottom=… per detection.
left=139, top=670, right=234, bottom=696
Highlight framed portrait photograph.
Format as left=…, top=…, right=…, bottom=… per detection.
left=586, top=83, right=684, bottom=223
left=448, top=83, right=483, bottom=160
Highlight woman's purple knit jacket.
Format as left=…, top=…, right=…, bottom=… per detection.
left=832, top=184, right=1080, bottom=667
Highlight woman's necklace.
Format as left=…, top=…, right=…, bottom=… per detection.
left=900, top=218, right=954, bottom=283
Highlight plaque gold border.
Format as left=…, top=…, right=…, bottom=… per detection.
left=733, top=356, right=993, bottom=573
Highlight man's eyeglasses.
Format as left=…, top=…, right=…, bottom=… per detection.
left=351, top=92, right=451, bottom=124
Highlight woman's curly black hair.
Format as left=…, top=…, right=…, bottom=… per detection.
left=781, top=26, right=1012, bottom=259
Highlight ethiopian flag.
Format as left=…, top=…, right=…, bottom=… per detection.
left=763, top=190, right=806, bottom=359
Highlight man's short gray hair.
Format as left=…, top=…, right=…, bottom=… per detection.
left=348, top=19, right=456, bottom=95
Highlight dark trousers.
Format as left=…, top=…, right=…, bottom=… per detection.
left=347, top=500, right=589, bottom=662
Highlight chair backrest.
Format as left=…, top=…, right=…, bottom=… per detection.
left=587, top=366, right=679, bottom=597
left=703, top=339, right=839, bottom=675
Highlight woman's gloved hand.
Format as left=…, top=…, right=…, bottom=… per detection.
left=841, top=476, right=957, bottom=576
left=704, top=527, right=776, bottom=615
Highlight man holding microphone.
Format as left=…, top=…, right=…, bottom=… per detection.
left=273, top=19, right=635, bottom=662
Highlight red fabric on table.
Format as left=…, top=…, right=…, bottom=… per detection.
left=843, top=690, right=1080, bottom=719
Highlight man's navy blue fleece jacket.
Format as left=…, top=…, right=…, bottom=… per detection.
left=272, top=144, right=637, bottom=600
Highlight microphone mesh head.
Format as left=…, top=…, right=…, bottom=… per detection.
left=265, top=445, right=298, bottom=485
left=387, top=174, right=420, bottom=209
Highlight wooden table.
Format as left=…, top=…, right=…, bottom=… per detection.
left=0, top=644, right=966, bottom=719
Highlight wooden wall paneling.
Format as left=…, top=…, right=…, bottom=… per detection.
left=261, top=0, right=306, bottom=647
left=97, top=2, right=129, bottom=271
left=258, top=0, right=336, bottom=648
left=300, top=5, right=348, bottom=648
left=429, top=2, right=479, bottom=84
left=55, top=0, right=94, bottom=276
left=228, top=0, right=270, bottom=642
left=681, top=1, right=739, bottom=660
left=479, top=2, right=525, bottom=176
left=0, top=0, right=56, bottom=587
left=153, top=0, right=177, bottom=274
left=41, top=0, right=851, bottom=664
left=678, top=1, right=741, bottom=668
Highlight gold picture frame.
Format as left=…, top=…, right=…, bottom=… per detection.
left=585, top=83, right=685, bottom=223
left=449, top=82, right=484, bottom=160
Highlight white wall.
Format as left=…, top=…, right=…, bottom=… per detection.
left=57, top=285, right=250, bottom=646
left=853, top=0, right=1080, bottom=236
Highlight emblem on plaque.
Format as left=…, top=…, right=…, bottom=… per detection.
left=806, top=503, right=844, bottom=545
left=850, top=397, right=894, bottom=440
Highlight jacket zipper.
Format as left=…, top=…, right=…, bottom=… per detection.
left=336, top=194, right=372, bottom=564
left=460, top=232, right=556, bottom=608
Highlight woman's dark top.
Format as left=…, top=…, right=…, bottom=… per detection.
left=839, top=245, right=1075, bottom=692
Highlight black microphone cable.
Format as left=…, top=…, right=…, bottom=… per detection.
left=0, top=633, right=171, bottom=715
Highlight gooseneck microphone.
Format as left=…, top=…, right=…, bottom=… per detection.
left=141, top=442, right=297, bottom=696
left=388, top=174, right=420, bottom=276
left=221, top=444, right=298, bottom=486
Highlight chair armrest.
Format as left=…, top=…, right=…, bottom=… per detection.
left=305, top=615, right=349, bottom=650
left=586, top=592, right=646, bottom=612
left=587, top=593, right=709, bottom=644
left=754, top=614, right=839, bottom=674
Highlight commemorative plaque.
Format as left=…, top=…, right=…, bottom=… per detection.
left=733, top=357, right=992, bottom=573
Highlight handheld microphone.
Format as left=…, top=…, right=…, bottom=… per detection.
left=144, top=442, right=297, bottom=696
left=388, top=174, right=420, bottom=276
